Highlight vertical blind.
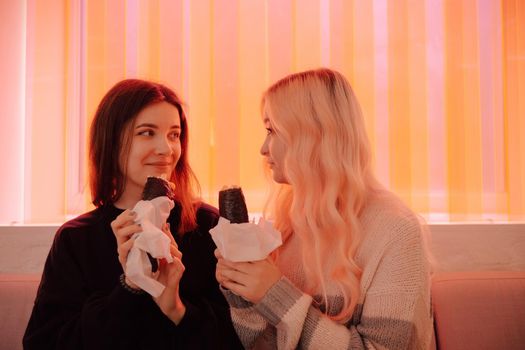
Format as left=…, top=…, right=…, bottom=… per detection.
left=1, top=0, right=523, bottom=224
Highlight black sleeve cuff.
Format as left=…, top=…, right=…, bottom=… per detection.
left=104, top=282, right=149, bottom=317
left=175, top=298, right=201, bottom=331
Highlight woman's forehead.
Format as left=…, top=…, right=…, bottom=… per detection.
left=134, top=102, right=180, bottom=124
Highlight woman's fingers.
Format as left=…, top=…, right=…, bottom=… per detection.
left=216, top=258, right=282, bottom=303
left=111, top=210, right=139, bottom=245
left=219, top=266, right=249, bottom=285
left=111, top=209, right=142, bottom=271
left=111, top=209, right=136, bottom=229
left=117, top=237, right=136, bottom=266
left=162, top=222, right=171, bottom=234
left=116, top=223, right=141, bottom=240
left=170, top=243, right=182, bottom=260
left=112, top=212, right=183, bottom=279
left=162, top=222, right=179, bottom=249
left=214, top=248, right=223, bottom=259
left=215, top=256, right=251, bottom=286
left=219, top=279, right=245, bottom=294
left=216, top=260, right=252, bottom=287
left=218, top=258, right=250, bottom=272
left=171, top=256, right=185, bottom=274
left=161, top=256, right=185, bottom=288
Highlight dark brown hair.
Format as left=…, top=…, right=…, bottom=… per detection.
left=89, top=79, right=199, bottom=233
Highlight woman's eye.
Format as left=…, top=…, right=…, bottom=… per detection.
left=169, top=131, right=181, bottom=140
left=266, top=128, right=273, bottom=135
left=137, top=129, right=154, bottom=136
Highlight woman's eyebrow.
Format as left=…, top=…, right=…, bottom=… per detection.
left=135, top=123, right=158, bottom=129
left=135, top=123, right=181, bottom=129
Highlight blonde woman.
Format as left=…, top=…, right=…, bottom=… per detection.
left=215, top=68, right=435, bottom=349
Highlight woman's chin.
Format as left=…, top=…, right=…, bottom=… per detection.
left=146, top=168, right=173, bottom=179
left=272, top=172, right=288, bottom=184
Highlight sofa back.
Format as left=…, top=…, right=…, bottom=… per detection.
left=432, top=271, right=525, bottom=350
left=0, top=274, right=40, bottom=350
left=3, top=271, right=525, bottom=350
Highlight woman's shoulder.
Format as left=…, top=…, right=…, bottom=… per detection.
left=57, top=205, right=116, bottom=238
left=357, top=192, right=430, bottom=269
left=195, top=201, right=219, bottom=216
left=360, top=191, right=423, bottom=241
left=194, top=201, right=220, bottom=228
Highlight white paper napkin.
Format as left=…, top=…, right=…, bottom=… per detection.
left=210, top=217, right=282, bottom=262
left=125, top=196, right=174, bottom=297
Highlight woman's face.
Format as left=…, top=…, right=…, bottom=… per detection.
left=260, top=114, right=288, bottom=184
left=121, top=101, right=182, bottom=198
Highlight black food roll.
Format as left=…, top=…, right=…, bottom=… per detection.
left=141, top=176, right=175, bottom=201
left=141, top=176, right=175, bottom=272
left=218, top=187, right=249, bottom=224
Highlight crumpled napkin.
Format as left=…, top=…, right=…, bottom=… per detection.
left=210, top=217, right=282, bottom=262
left=125, top=196, right=174, bottom=297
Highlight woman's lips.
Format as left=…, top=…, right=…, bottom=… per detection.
left=146, top=162, right=173, bottom=171
left=147, top=162, right=171, bottom=166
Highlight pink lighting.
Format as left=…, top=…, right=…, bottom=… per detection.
left=0, top=1, right=26, bottom=224
left=0, top=0, right=524, bottom=224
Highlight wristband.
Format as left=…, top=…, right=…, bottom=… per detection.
left=119, top=273, right=146, bottom=295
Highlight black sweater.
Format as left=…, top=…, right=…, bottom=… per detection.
left=23, top=203, right=243, bottom=349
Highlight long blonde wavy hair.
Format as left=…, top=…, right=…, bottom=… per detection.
left=262, top=68, right=382, bottom=323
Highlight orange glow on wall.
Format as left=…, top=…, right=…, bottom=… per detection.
left=1, top=0, right=524, bottom=224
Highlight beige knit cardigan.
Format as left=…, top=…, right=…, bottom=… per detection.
left=222, top=198, right=435, bottom=349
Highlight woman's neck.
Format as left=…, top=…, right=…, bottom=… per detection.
left=114, top=189, right=142, bottom=210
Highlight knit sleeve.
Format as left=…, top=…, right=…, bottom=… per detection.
left=253, top=277, right=362, bottom=350
left=353, top=219, right=434, bottom=349
left=250, top=221, right=434, bottom=350
left=222, top=287, right=272, bottom=349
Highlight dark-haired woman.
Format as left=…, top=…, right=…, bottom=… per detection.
left=24, top=79, right=242, bottom=349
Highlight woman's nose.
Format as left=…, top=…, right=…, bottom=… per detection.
left=155, top=136, right=172, bottom=155
left=260, top=136, right=269, bottom=156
